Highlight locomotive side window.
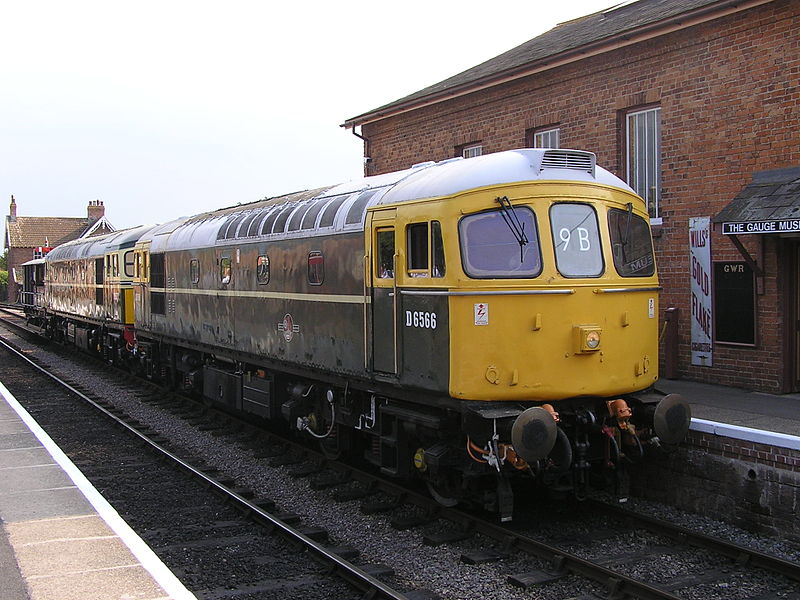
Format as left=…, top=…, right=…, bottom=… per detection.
left=220, top=257, right=232, bottom=285
left=608, top=208, right=655, bottom=277
left=123, top=251, right=135, bottom=278
left=190, top=259, right=200, bottom=285
left=150, top=253, right=166, bottom=315
left=346, top=190, right=379, bottom=225
left=319, top=194, right=351, bottom=228
left=459, top=208, right=541, bottom=278
left=260, top=205, right=283, bottom=235
left=301, top=198, right=329, bottom=230
left=257, top=255, right=270, bottom=284
left=308, top=251, right=324, bottom=285
left=376, top=229, right=394, bottom=278
left=550, top=203, right=603, bottom=278
left=288, top=201, right=313, bottom=231
left=95, top=258, right=104, bottom=305
left=407, top=223, right=428, bottom=276
left=432, top=221, right=445, bottom=278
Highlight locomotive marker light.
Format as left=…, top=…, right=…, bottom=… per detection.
left=575, top=325, right=602, bottom=353
left=511, top=406, right=558, bottom=462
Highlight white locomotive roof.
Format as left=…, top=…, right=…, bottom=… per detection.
left=45, top=224, right=157, bottom=261
left=148, top=148, right=636, bottom=253
left=379, top=148, right=633, bottom=206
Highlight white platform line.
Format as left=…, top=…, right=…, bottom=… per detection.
left=0, top=381, right=197, bottom=600
left=690, top=418, right=800, bottom=451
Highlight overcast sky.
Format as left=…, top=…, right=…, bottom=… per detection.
left=2, top=0, right=617, bottom=230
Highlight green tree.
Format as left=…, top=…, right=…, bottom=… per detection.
left=0, top=249, right=7, bottom=301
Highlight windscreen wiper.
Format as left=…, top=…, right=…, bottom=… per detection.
left=496, top=196, right=528, bottom=262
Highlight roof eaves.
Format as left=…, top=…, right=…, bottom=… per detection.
left=342, top=0, right=774, bottom=129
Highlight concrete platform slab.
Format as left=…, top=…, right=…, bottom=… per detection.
left=0, top=486, right=94, bottom=523
left=0, top=381, right=195, bottom=600
left=0, top=446, right=52, bottom=469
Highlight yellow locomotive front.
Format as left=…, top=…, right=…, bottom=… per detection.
left=447, top=180, right=659, bottom=402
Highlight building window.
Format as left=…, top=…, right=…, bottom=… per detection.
left=532, top=127, right=560, bottom=149
left=626, top=107, right=661, bottom=220
left=256, top=255, right=270, bottom=285
left=714, top=262, right=755, bottom=345
left=308, top=251, right=324, bottom=285
left=460, top=144, right=483, bottom=159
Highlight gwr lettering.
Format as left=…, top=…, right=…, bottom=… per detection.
left=405, top=310, right=437, bottom=329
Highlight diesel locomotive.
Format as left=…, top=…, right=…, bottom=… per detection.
left=22, top=148, right=691, bottom=520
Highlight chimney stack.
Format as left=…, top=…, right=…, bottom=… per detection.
left=87, top=199, right=105, bottom=222
left=9, top=195, right=17, bottom=222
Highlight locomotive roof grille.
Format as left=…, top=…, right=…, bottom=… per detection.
left=540, top=150, right=595, bottom=176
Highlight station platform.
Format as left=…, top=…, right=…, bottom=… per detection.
left=658, top=378, right=800, bottom=448
left=0, top=382, right=195, bottom=600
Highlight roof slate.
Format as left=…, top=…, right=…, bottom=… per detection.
left=5, top=216, right=95, bottom=248
left=346, top=0, right=735, bottom=123
left=713, top=167, right=800, bottom=224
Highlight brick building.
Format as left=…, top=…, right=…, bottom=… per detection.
left=4, top=196, right=114, bottom=302
left=343, top=0, right=800, bottom=393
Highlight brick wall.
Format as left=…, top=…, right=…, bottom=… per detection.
left=360, top=0, right=800, bottom=393
left=630, top=431, right=800, bottom=542
left=7, top=246, right=33, bottom=303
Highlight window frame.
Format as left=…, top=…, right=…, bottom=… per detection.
left=219, top=256, right=232, bottom=286
left=375, top=228, right=395, bottom=280
left=530, top=127, right=560, bottom=149
left=190, top=258, right=200, bottom=285
left=308, top=251, right=324, bottom=285
left=626, top=106, right=662, bottom=223
left=550, top=203, right=604, bottom=278
left=256, top=255, right=270, bottom=285
left=607, top=208, right=656, bottom=278
left=458, top=143, right=483, bottom=159
left=458, top=207, right=543, bottom=279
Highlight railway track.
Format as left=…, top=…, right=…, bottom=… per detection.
left=0, top=324, right=427, bottom=600
left=1, top=308, right=798, bottom=599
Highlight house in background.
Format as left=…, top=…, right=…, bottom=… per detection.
left=343, top=0, right=800, bottom=394
left=4, top=196, right=114, bottom=302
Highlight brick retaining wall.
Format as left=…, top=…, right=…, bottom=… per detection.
left=630, top=430, right=800, bottom=542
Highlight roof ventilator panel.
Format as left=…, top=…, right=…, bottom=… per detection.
left=540, top=150, right=595, bottom=176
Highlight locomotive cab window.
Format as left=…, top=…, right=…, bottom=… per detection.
left=551, top=203, right=603, bottom=278
left=376, top=229, right=394, bottom=279
left=405, top=221, right=445, bottom=278
left=407, top=223, right=428, bottom=277
left=459, top=207, right=541, bottom=278
left=257, top=255, right=270, bottom=285
left=608, top=208, right=655, bottom=277
left=190, top=259, right=200, bottom=285
left=431, top=221, right=445, bottom=278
